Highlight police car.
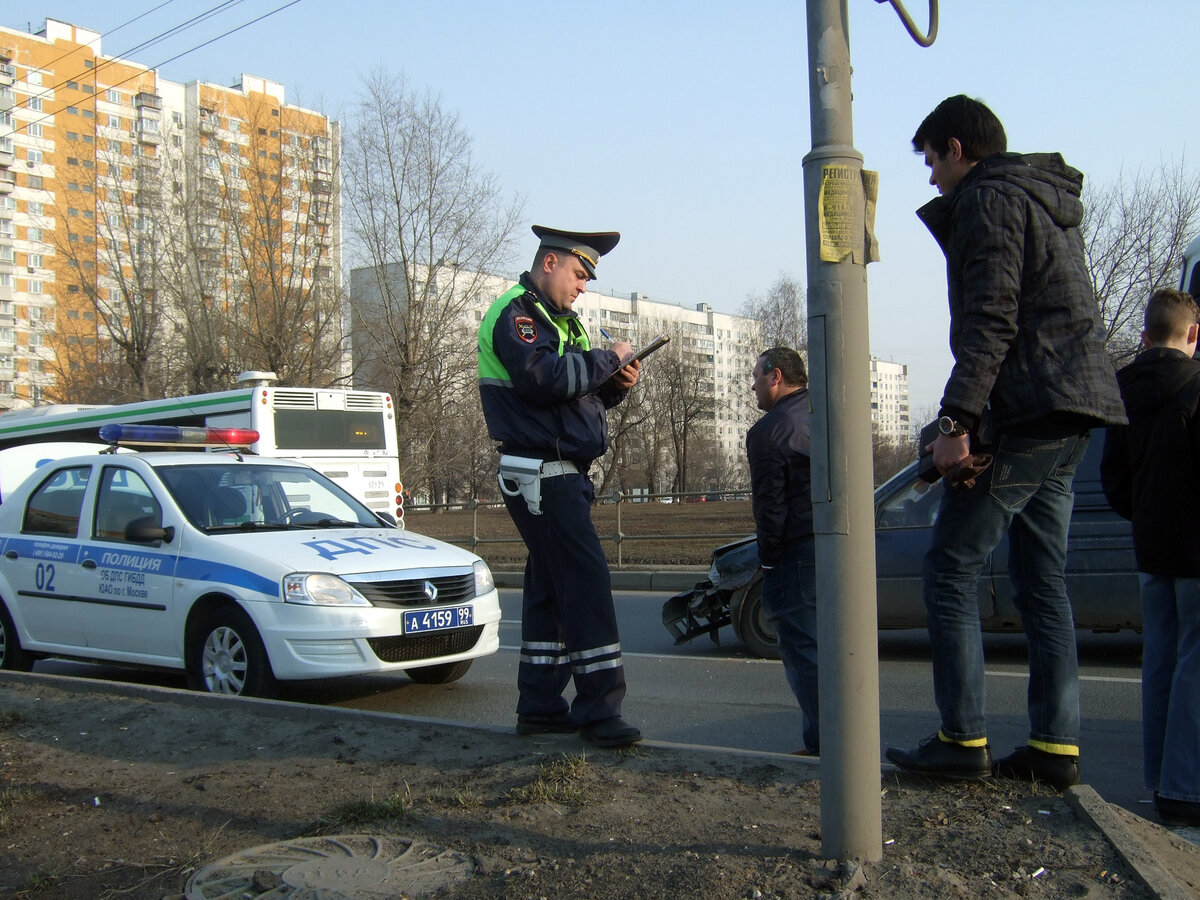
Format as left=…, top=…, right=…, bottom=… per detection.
left=0, top=426, right=500, bottom=696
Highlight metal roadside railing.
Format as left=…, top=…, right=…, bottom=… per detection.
left=404, top=489, right=753, bottom=568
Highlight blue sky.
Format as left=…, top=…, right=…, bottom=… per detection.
left=8, top=1, right=1199, bottom=413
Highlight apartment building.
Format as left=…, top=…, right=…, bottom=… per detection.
left=0, top=19, right=341, bottom=410
left=869, top=355, right=911, bottom=444
left=351, top=263, right=764, bottom=461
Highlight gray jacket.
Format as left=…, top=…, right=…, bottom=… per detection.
left=917, top=152, right=1125, bottom=433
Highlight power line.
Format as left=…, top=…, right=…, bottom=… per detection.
left=11, top=1, right=250, bottom=119
left=4, top=0, right=305, bottom=139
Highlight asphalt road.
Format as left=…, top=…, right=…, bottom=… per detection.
left=32, top=587, right=1148, bottom=815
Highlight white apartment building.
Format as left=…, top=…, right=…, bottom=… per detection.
left=352, top=263, right=913, bottom=461
left=870, top=355, right=911, bottom=444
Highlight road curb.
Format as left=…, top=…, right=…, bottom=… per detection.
left=1066, top=784, right=1191, bottom=900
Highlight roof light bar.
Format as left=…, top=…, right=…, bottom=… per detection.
left=98, top=423, right=260, bottom=448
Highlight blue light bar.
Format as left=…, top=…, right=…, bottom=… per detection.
left=99, top=424, right=260, bottom=447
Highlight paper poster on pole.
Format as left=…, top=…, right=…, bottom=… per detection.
left=818, top=165, right=880, bottom=264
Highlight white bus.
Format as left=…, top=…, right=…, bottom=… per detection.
left=0, top=373, right=403, bottom=522
left=1182, top=234, right=1200, bottom=298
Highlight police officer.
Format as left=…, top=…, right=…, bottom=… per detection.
left=477, top=225, right=642, bottom=747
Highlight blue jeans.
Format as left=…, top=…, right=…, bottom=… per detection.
left=760, top=537, right=819, bottom=752
left=1139, top=573, right=1200, bottom=802
left=923, top=432, right=1089, bottom=750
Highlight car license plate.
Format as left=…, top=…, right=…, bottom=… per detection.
left=403, top=605, right=473, bottom=634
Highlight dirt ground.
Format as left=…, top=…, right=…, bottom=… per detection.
left=2, top=675, right=1198, bottom=900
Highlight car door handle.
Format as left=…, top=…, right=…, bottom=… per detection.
left=4, top=550, right=16, bottom=560
left=82, top=559, right=97, bottom=569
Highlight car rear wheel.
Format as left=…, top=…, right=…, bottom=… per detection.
left=405, top=660, right=472, bottom=684
left=188, top=606, right=278, bottom=698
left=0, top=600, right=34, bottom=672
left=731, top=580, right=780, bottom=660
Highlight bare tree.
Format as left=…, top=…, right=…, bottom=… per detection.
left=48, top=131, right=176, bottom=402
left=739, top=272, right=807, bottom=352
left=872, top=422, right=916, bottom=487
left=1083, top=158, right=1200, bottom=365
left=343, top=68, right=524, bottom=504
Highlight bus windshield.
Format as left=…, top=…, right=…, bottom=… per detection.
left=272, top=408, right=389, bottom=450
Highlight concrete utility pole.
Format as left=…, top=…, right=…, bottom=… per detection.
left=802, top=0, right=883, bottom=861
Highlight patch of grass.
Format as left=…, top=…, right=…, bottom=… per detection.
left=0, top=709, right=27, bottom=729
left=505, top=753, right=594, bottom=806
left=18, top=870, right=55, bottom=894
left=316, top=783, right=415, bottom=830
left=0, top=786, right=34, bottom=835
left=428, top=787, right=483, bottom=809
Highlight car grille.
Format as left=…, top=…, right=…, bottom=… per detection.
left=367, top=626, right=485, bottom=663
left=353, top=572, right=475, bottom=608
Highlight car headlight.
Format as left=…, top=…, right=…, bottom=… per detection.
left=473, top=559, right=495, bottom=596
left=283, top=573, right=370, bottom=607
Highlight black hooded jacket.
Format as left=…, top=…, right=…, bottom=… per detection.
left=917, top=152, right=1125, bottom=434
left=1100, top=346, right=1200, bottom=576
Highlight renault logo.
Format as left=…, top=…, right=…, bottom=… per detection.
left=422, top=580, right=438, bottom=602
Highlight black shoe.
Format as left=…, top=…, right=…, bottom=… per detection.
left=993, top=745, right=1079, bottom=790
left=580, top=717, right=642, bottom=748
left=1155, top=793, right=1200, bottom=827
left=885, top=733, right=992, bottom=780
left=516, top=712, right=577, bottom=736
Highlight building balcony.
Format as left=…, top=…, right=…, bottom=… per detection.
left=312, top=178, right=332, bottom=194
left=0, top=147, right=13, bottom=167
left=0, top=64, right=13, bottom=87
left=134, top=92, right=162, bottom=110
left=0, top=172, right=14, bottom=194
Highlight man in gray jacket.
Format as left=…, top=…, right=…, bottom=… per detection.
left=885, top=95, right=1126, bottom=790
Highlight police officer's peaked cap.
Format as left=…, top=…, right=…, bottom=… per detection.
left=532, top=225, right=620, bottom=279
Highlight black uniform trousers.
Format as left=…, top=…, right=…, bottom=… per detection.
left=501, top=470, right=626, bottom=725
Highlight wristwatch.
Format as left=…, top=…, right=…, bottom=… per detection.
left=937, top=415, right=969, bottom=437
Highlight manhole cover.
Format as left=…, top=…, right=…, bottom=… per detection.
left=185, top=834, right=474, bottom=899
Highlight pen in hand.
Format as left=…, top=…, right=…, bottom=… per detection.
left=599, top=328, right=614, bottom=341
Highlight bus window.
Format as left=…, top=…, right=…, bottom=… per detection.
left=272, top=409, right=387, bottom=450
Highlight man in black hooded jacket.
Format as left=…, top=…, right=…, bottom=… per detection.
left=1101, top=288, right=1200, bottom=827
left=885, top=95, right=1125, bottom=790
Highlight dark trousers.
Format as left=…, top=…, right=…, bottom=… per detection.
left=502, top=471, right=626, bottom=724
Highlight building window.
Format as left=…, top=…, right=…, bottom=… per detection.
left=27, top=201, right=42, bottom=216
left=67, top=80, right=79, bottom=90
left=27, top=95, right=42, bottom=112
left=108, top=114, right=120, bottom=128
left=27, top=71, right=42, bottom=85
left=28, top=280, right=43, bottom=294
left=27, top=123, right=41, bottom=137
left=28, top=253, right=42, bottom=268
left=107, top=89, right=121, bottom=104
left=27, top=175, right=42, bottom=189
left=27, top=227, right=42, bottom=242
left=27, top=149, right=42, bottom=164
left=67, top=106, right=78, bottom=115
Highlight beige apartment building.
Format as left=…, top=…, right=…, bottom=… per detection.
left=0, top=19, right=341, bottom=409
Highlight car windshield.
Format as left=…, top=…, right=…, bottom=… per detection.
left=157, top=463, right=383, bottom=533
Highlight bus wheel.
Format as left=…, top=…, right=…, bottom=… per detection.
left=188, top=606, right=278, bottom=698
left=0, top=600, right=34, bottom=672
left=405, top=660, right=472, bottom=684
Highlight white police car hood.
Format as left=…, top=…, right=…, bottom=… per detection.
left=193, top=526, right=482, bottom=578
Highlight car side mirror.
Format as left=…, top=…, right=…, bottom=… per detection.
left=374, top=511, right=397, bottom=527
left=125, top=515, right=175, bottom=544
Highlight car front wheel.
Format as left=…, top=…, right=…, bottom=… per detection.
left=731, top=580, right=780, bottom=660
left=188, top=606, right=278, bottom=698
left=0, top=600, right=34, bottom=672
